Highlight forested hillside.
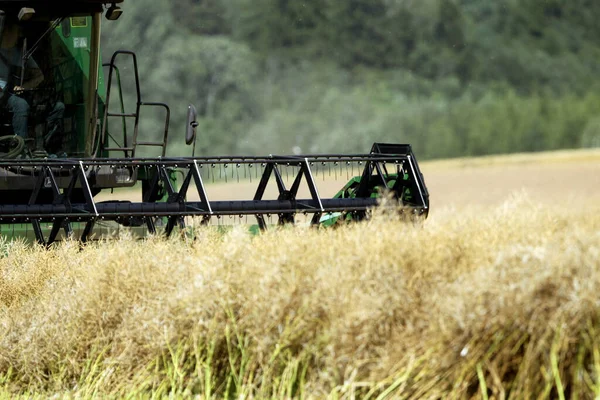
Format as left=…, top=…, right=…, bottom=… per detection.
left=101, top=0, right=600, bottom=158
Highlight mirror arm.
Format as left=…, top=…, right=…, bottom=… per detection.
left=191, top=121, right=198, bottom=157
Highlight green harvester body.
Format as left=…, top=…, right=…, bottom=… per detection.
left=0, top=0, right=429, bottom=244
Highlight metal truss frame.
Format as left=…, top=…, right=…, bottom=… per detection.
left=0, top=144, right=429, bottom=244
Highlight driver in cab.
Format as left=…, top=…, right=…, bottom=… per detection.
left=0, top=22, right=63, bottom=140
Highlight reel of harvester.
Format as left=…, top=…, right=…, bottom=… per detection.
left=0, top=143, right=429, bottom=245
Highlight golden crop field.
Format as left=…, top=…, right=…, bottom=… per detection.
left=1, top=149, right=599, bottom=398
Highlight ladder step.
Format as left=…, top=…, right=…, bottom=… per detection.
left=136, top=142, right=165, bottom=147
left=104, top=146, right=134, bottom=151
left=107, top=112, right=137, bottom=118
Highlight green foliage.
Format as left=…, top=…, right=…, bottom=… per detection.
left=171, top=0, right=230, bottom=35
left=243, top=73, right=600, bottom=158
left=227, top=0, right=326, bottom=56
left=101, top=0, right=600, bottom=158
left=147, top=34, right=260, bottom=154
left=321, top=0, right=403, bottom=68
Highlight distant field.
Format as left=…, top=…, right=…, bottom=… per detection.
left=422, top=148, right=600, bottom=208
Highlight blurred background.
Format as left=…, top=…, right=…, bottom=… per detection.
left=101, top=0, right=600, bottom=159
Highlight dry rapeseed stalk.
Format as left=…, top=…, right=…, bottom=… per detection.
left=0, top=196, right=598, bottom=398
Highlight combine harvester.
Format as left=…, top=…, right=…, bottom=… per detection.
left=0, top=0, right=429, bottom=244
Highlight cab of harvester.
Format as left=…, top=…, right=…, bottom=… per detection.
left=0, top=1, right=167, bottom=158
left=0, top=0, right=429, bottom=244
left=0, top=1, right=114, bottom=158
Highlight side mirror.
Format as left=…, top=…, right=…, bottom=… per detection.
left=186, top=104, right=199, bottom=157
left=186, top=104, right=198, bottom=145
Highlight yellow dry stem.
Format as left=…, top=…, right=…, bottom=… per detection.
left=0, top=193, right=598, bottom=398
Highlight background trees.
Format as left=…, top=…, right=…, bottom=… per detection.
left=101, top=0, right=600, bottom=158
